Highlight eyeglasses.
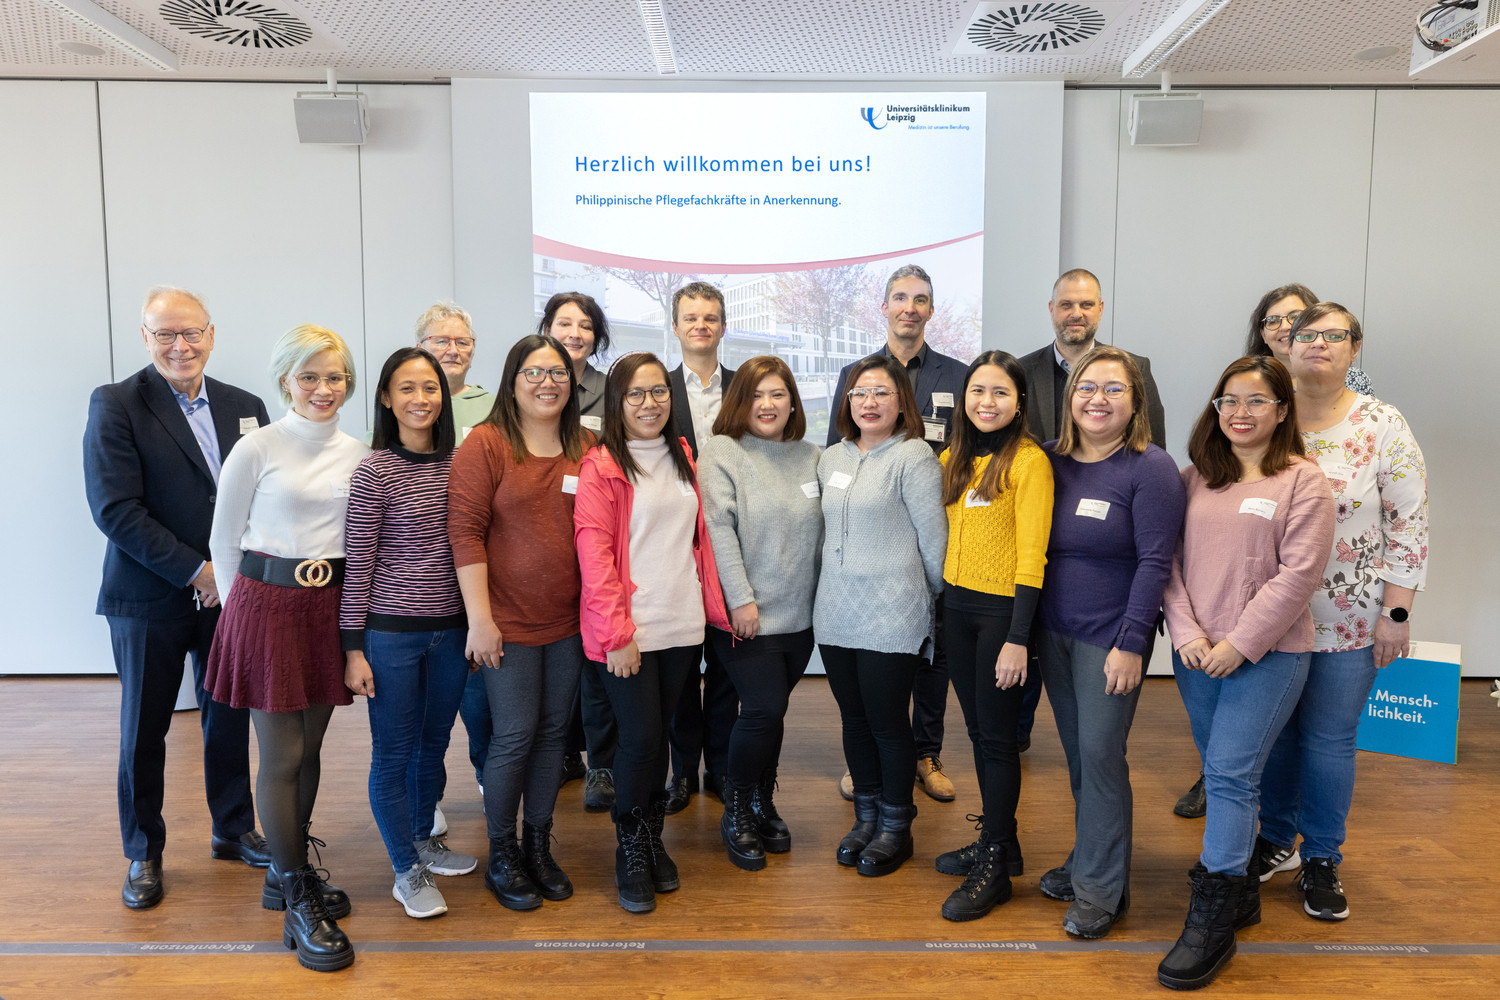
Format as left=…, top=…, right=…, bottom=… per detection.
left=422, top=336, right=474, bottom=351
left=847, top=387, right=896, bottom=400
left=1291, top=329, right=1352, bottom=344
left=1074, top=381, right=1130, bottom=399
left=292, top=372, right=351, bottom=390
left=624, top=385, right=671, bottom=405
left=146, top=326, right=208, bottom=345
left=519, top=367, right=571, bottom=384
left=1261, top=312, right=1303, bottom=330
left=1211, top=395, right=1279, bottom=415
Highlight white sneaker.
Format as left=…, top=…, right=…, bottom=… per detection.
left=393, top=863, right=447, bottom=918
left=431, top=802, right=448, bottom=837
left=416, top=835, right=478, bottom=876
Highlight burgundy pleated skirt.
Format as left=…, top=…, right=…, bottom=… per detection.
left=204, top=574, right=352, bottom=712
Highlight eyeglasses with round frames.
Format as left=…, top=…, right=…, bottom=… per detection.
left=1074, top=381, right=1130, bottom=399
left=1211, top=395, right=1279, bottom=415
left=146, top=327, right=208, bottom=345
left=1261, top=312, right=1303, bottom=330
left=1291, top=329, right=1351, bottom=344
left=624, top=385, right=671, bottom=405
left=292, top=372, right=351, bottom=390
left=519, top=367, right=571, bottom=384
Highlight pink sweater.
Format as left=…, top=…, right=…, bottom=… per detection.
left=1163, top=458, right=1334, bottom=663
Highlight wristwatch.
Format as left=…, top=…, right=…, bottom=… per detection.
left=1380, top=606, right=1409, bottom=623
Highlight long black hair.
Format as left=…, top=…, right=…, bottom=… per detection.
left=485, top=333, right=587, bottom=462
left=371, top=347, right=455, bottom=456
left=601, top=352, right=694, bottom=484
left=939, top=350, right=1031, bottom=507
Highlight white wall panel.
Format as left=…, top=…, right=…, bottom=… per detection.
left=0, top=81, right=113, bottom=674
left=98, top=82, right=367, bottom=434
left=1363, top=90, right=1500, bottom=676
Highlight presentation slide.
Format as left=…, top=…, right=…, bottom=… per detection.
left=529, top=91, right=987, bottom=435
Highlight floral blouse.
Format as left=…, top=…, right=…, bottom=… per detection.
left=1303, top=395, right=1428, bottom=652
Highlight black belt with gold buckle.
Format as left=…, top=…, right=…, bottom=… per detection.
left=240, top=551, right=346, bottom=589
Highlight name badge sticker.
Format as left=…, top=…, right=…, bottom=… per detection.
left=238, top=417, right=258, bottom=435
left=678, top=480, right=696, bottom=498
left=562, top=475, right=579, bottom=495
left=923, top=420, right=946, bottom=443
left=801, top=481, right=820, bottom=499
left=330, top=477, right=352, bottom=499
left=828, top=471, right=853, bottom=490
left=461, top=425, right=473, bottom=440
left=930, top=392, right=955, bottom=409
left=1240, top=497, right=1278, bottom=520
left=1076, top=498, right=1110, bottom=521
left=964, top=490, right=990, bottom=508
left=580, top=415, right=603, bottom=432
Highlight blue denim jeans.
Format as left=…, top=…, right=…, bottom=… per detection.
left=456, top=668, right=491, bottom=785
left=364, top=627, right=470, bottom=872
left=1256, top=645, right=1378, bottom=864
left=1174, top=647, right=1310, bottom=876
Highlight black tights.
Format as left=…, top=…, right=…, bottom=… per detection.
left=250, top=705, right=335, bottom=874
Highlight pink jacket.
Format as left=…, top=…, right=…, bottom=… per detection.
left=573, top=440, right=732, bottom=663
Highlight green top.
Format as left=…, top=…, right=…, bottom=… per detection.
left=452, top=385, right=496, bottom=441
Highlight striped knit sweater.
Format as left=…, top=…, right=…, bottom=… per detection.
left=338, top=445, right=466, bottom=651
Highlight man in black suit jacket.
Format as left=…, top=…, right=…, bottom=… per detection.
left=663, top=282, right=739, bottom=812
left=826, top=264, right=969, bottom=804
left=83, top=286, right=271, bottom=909
left=1012, top=268, right=1168, bottom=751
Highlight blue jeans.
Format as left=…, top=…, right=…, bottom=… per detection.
left=456, top=668, right=491, bottom=786
left=1174, top=648, right=1310, bottom=876
left=364, top=628, right=470, bottom=872
left=1257, top=645, right=1378, bottom=864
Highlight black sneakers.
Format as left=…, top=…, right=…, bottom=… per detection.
left=1298, top=858, right=1350, bottom=921
left=1253, top=834, right=1300, bottom=883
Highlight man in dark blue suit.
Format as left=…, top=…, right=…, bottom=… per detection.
left=663, top=281, right=739, bottom=813
left=827, top=264, right=968, bottom=804
left=84, top=286, right=272, bottom=909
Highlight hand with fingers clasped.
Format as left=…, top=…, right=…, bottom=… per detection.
left=1178, top=638, right=1246, bottom=679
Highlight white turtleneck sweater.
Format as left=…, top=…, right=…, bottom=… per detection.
left=625, top=436, right=705, bottom=652
left=210, top=409, right=370, bottom=605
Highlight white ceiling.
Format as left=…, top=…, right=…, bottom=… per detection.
left=0, top=0, right=1484, bottom=85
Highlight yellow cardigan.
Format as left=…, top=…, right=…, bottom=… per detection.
left=940, top=439, right=1054, bottom=596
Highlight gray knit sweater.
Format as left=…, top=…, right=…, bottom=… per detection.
left=813, top=435, right=947, bottom=657
left=698, top=433, right=823, bottom=636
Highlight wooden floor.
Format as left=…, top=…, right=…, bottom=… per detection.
left=1, top=675, right=1497, bottom=999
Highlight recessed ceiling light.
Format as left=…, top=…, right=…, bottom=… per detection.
left=60, top=41, right=106, bottom=56
left=1355, top=45, right=1401, bottom=61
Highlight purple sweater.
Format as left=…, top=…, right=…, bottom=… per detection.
left=1163, top=458, right=1335, bottom=663
left=1038, top=443, right=1186, bottom=654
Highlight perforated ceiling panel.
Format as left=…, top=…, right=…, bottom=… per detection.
left=0, top=0, right=1483, bottom=83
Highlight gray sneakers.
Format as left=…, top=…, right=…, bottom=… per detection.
left=415, top=835, right=478, bottom=876
left=394, top=863, right=447, bottom=918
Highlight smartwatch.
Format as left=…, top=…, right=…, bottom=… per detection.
left=1380, top=606, right=1409, bottom=624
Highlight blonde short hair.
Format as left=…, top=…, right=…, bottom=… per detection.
left=269, top=324, right=355, bottom=406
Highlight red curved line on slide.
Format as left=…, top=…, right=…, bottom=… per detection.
left=531, top=232, right=984, bottom=274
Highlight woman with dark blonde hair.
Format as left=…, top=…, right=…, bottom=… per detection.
left=1033, top=345, right=1185, bottom=938
left=1156, top=355, right=1335, bottom=990
left=698, top=355, right=822, bottom=870
left=574, top=352, right=731, bottom=913
left=815, top=353, right=947, bottom=879
left=929, top=350, right=1053, bottom=922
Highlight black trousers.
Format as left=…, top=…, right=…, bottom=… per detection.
left=909, top=603, right=949, bottom=758
left=600, top=645, right=700, bottom=819
left=567, top=657, right=618, bottom=769
left=944, top=594, right=1025, bottom=844
left=821, top=644, right=921, bottom=807
left=710, top=628, right=814, bottom=788
left=667, top=638, right=738, bottom=787
left=108, top=611, right=254, bottom=861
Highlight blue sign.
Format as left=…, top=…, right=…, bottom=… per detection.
left=1355, top=644, right=1461, bottom=764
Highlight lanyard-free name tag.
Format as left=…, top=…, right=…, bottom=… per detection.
left=678, top=480, right=696, bottom=498
left=965, top=490, right=989, bottom=508
left=923, top=419, right=946, bottom=443
left=1076, top=498, right=1110, bottom=520
left=461, top=425, right=473, bottom=440
left=238, top=417, right=258, bottom=435
left=930, top=392, right=955, bottom=409
left=562, top=475, right=578, bottom=495
left=580, top=415, right=603, bottom=432
left=828, top=471, right=853, bottom=490
left=1323, top=462, right=1358, bottom=485
left=801, top=481, right=820, bottom=499
left=330, top=477, right=351, bottom=499
left=1239, top=497, right=1277, bottom=520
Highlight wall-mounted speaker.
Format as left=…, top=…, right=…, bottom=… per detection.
left=293, top=92, right=369, bottom=145
left=1129, top=93, right=1202, bottom=147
